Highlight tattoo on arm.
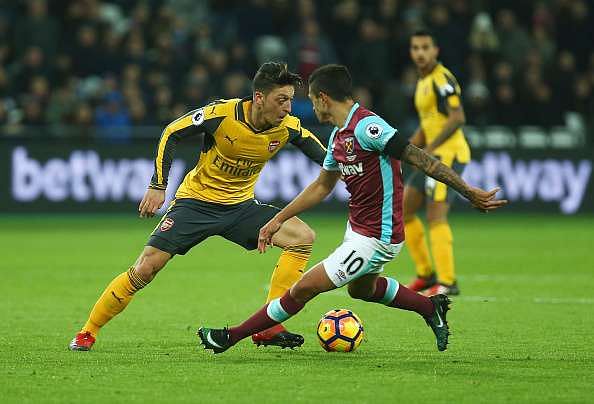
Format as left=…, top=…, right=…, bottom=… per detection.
left=402, top=144, right=472, bottom=199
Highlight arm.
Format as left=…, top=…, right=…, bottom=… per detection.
left=425, top=105, right=465, bottom=153
left=257, top=169, right=342, bottom=252
left=425, top=71, right=466, bottom=153
left=409, top=127, right=426, bottom=148
left=290, top=127, right=326, bottom=166
left=398, top=143, right=507, bottom=211
left=139, top=109, right=204, bottom=217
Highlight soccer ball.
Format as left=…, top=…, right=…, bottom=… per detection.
left=317, top=309, right=364, bottom=352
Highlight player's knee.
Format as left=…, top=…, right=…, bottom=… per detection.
left=427, top=216, right=448, bottom=226
left=290, top=224, right=315, bottom=245
left=301, top=226, right=316, bottom=245
left=347, top=284, right=372, bottom=300
left=134, top=250, right=170, bottom=283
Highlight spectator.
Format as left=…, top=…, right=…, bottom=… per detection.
left=573, top=74, right=594, bottom=130
left=328, top=0, right=360, bottom=63
left=21, top=97, right=45, bottom=126
left=95, top=90, right=131, bottom=142
left=129, top=98, right=151, bottom=126
left=71, top=25, right=103, bottom=78
left=222, top=72, right=250, bottom=99
left=0, top=66, right=10, bottom=98
left=380, top=66, right=418, bottom=137
left=70, top=102, right=95, bottom=138
left=288, top=18, right=337, bottom=81
left=10, top=46, right=51, bottom=94
left=428, top=2, right=467, bottom=75
left=555, top=0, right=593, bottom=70
left=469, top=12, right=499, bottom=62
left=495, top=9, right=532, bottom=70
left=493, top=84, right=522, bottom=127
left=353, top=86, right=373, bottom=109
left=46, top=83, right=77, bottom=133
left=349, top=18, right=390, bottom=96
left=13, top=0, right=59, bottom=59
left=0, top=0, right=592, bottom=141
left=291, top=86, right=316, bottom=125
left=552, top=51, right=577, bottom=114
left=531, top=26, right=556, bottom=69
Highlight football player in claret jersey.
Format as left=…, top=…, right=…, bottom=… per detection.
left=404, top=29, right=471, bottom=296
left=198, top=64, right=506, bottom=354
left=69, top=62, right=327, bottom=351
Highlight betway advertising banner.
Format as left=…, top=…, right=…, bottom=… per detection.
left=1, top=139, right=592, bottom=214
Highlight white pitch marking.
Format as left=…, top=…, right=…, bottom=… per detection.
left=455, top=296, right=594, bottom=305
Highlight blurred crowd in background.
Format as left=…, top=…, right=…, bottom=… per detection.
left=0, top=0, right=593, bottom=141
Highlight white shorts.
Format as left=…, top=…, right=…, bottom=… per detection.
left=322, top=223, right=404, bottom=287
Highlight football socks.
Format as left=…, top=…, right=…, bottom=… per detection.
left=229, top=291, right=304, bottom=345
left=266, top=244, right=311, bottom=302
left=365, top=276, right=434, bottom=317
left=429, top=221, right=455, bottom=286
left=81, top=267, right=147, bottom=336
left=404, top=216, right=433, bottom=278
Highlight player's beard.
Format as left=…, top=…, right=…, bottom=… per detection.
left=317, top=110, right=332, bottom=125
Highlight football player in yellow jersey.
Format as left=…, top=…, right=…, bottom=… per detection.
left=69, top=62, right=327, bottom=351
left=404, top=30, right=471, bottom=296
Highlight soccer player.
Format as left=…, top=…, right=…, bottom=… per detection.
left=69, top=62, right=327, bottom=351
left=198, top=64, right=506, bottom=354
left=404, top=29, right=471, bottom=296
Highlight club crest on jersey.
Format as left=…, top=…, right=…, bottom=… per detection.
left=268, top=140, right=280, bottom=152
left=365, top=123, right=383, bottom=139
left=345, top=137, right=355, bottom=154
left=191, top=108, right=205, bottom=126
left=160, top=218, right=174, bottom=232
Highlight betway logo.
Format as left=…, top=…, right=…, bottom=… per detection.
left=338, top=162, right=364, bottom=177
left=11, top=147, right=185, bottom=203
left=9, top=147, right=349, bottom=206
left=463, top=152, right=592, bottom=214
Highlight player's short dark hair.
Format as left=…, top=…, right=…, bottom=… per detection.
left=410, top=28, right=438, bottom=46
left=252, top=62, right=303, bottom=93
left=308, top=64, right=353, bottom=102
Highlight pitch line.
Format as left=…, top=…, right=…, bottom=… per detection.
left=455, top=296, right=594, bottom=305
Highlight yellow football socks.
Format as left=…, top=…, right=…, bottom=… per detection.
left=429, top=221, right=455, bottom=285
left=404, top=216, right=433, bottom=278
left=266, top=244, right=312, bottom=302
left=81, top=267, right=147, bottom=336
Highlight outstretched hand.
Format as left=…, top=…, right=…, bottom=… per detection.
left=257, top=217, right=283, bottom=253
left=138, top=188, right=166, bottom=218
left=467, top=187, right=508, bottom=212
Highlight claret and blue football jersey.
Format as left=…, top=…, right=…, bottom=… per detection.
left=323, top=103, right=404, bottom=244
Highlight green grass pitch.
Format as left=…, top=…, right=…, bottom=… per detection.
left=1, top=213, right=593, bottom=403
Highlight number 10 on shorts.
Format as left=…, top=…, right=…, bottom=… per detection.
left=341, top=250, right=364, bottom=276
